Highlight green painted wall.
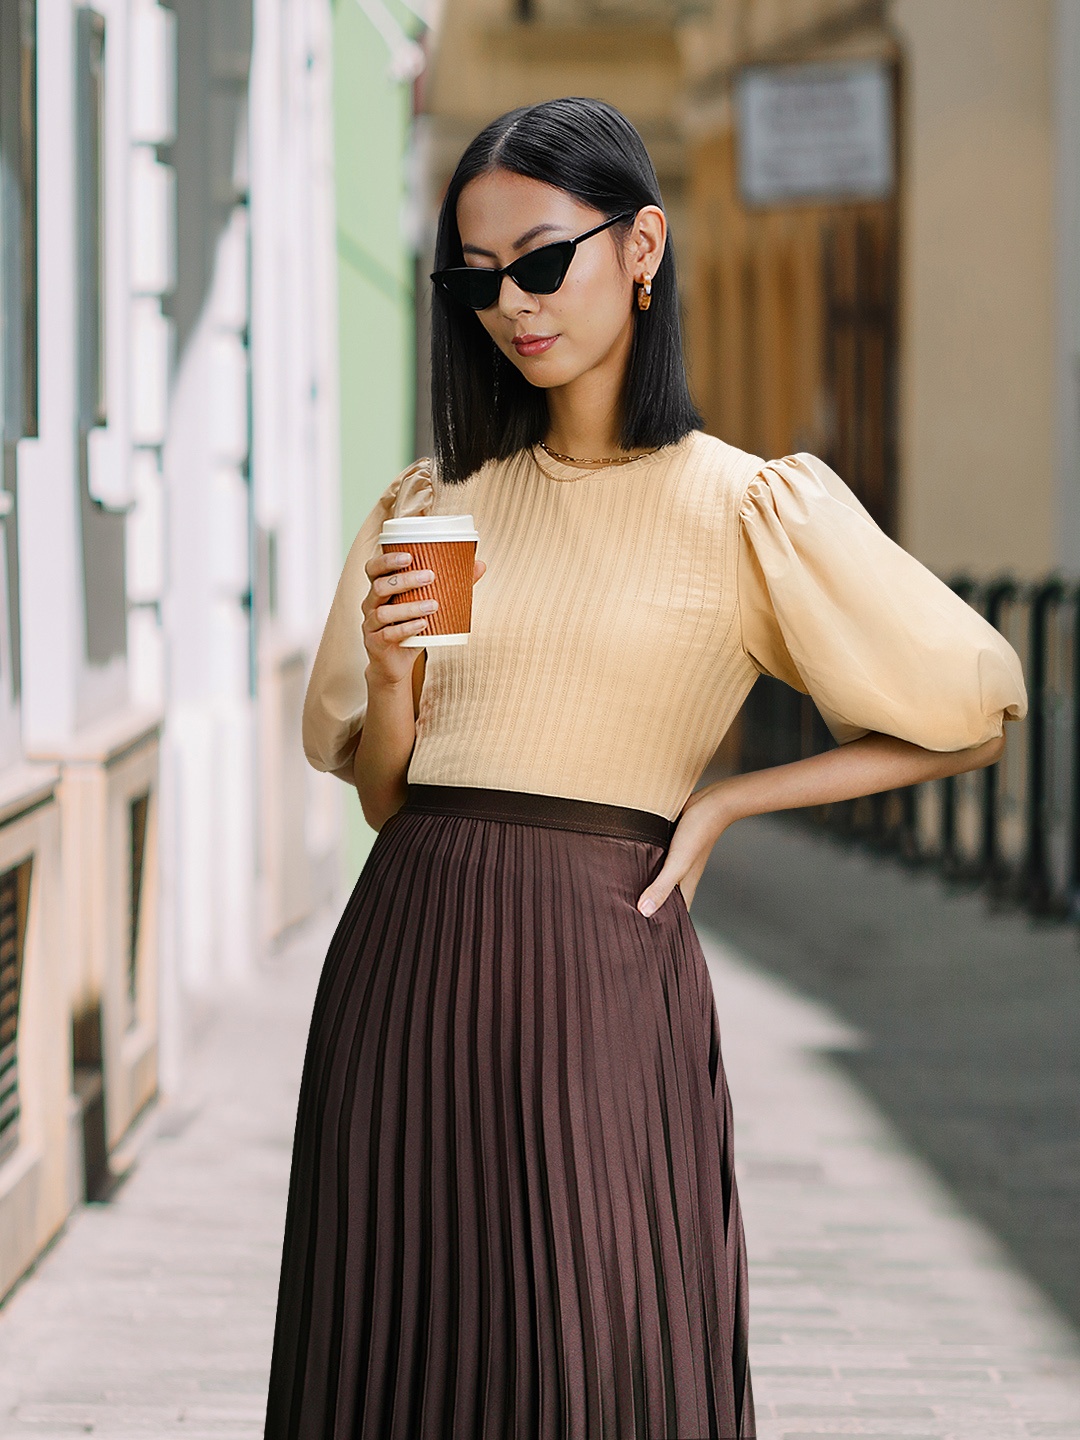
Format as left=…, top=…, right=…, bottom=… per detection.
left=331, top=0, right=416, bottom=878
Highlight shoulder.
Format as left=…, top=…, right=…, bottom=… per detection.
left=738, top=451, right=876, bottom=528
left=679, top=431, right=767, bottom=497
left=429, top=450, right=526, bottom=506
left=679, top=443, right=874, bottom=541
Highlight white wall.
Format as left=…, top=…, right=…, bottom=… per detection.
left=891, top=0, right=1056, bottom=577
left=1056, top=0, right=1080, bottom=572
left=249, top=0, right=341, bottom=937
left=160, top=0, right=340, bottom=1015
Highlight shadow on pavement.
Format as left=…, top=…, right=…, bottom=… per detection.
left=694, top=814, right=1080, bottom=1334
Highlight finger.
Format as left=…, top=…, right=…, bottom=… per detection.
left=636, top=864, right=682, bottom=917
left=376, top=615, right=430, bottom=644
left=473, top=559, right=487, bottom=583
left=373, top=598, right=438, bottom=628
left=366, top=551, right=412, bottom=580
left=372, top=567, right=435, bottom=599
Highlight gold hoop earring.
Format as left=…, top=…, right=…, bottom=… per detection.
left=637, top=274, right=652, bottom=311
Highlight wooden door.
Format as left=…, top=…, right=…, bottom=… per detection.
left=688, top=130, right=899, bottom=534
left=820, top=210, right=898, bottom=533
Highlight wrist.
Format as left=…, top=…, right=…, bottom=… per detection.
left=694, top=775, right=745, bottom=837
left=364, top=661, right=414, bottom=696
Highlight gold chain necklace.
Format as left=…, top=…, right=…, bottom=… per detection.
left=537, top=440, right=656, bottom=468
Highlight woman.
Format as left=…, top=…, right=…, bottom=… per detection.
left=265, top=98, right=1026, bottom=1439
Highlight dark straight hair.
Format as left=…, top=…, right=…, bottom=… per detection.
left=430, top=97, right=702, bottom=484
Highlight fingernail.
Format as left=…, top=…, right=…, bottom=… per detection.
left=638, top=898, right=656, bottom=917
left=388, top=552, right=411, bottom=564
left=421, top=600, right=438, bottom=611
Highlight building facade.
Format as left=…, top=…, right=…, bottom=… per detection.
left=681, top=0, right=1072, bottom=577
left=332, top=0, right=421, bottom=877
left=423, top=0, right=1080, bottom=578
left=0, top=0, right=356, bottom=1300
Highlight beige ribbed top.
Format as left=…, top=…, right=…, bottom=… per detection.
left=302, top=432, right=1028, bottom=822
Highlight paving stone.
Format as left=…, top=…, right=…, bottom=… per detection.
left=775, top=1403, right=938, bottom=1416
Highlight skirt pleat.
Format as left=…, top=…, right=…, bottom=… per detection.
left=264, top=797, right=755, bottom=1440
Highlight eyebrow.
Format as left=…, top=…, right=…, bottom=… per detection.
left=461, top=222, right=567, bottom=258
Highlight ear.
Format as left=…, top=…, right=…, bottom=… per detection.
left=628, top=205, right=667, bottom=283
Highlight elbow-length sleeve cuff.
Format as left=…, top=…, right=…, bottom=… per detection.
left=301, top=458, right=435, bottom=773
left=737, top=453, right=1028, bottom=751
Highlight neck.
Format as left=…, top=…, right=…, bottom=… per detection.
left=545, top=391, right=622, bottom=459
left=543, top=320, right=634, bottom=460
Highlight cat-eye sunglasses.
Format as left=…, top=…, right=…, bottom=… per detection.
left=431, top=211, right=636, bottom=311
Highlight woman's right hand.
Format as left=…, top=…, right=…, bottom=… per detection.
left=362, top=551, right=486, bottom=687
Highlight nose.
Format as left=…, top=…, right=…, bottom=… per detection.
left=496, top=274, right=537, bottom=319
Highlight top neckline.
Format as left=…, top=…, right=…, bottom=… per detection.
left=529, top=431, right=698, bottom=483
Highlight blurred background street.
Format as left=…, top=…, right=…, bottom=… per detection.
left=1, top=0, right=1080, bottom=1435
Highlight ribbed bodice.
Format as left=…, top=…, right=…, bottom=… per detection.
left=406, top=434, right=762, bottom=818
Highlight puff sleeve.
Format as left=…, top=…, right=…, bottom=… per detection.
left=738, top=453, right=1028, bottom=750
left=302, top=458, right=435, bottom=773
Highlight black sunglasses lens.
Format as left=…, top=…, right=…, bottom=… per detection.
left=509, top=242, right=573, bottom=295
left=436, top=269, right=501, bottom=309
left=434, top=237, right=576, bottom=309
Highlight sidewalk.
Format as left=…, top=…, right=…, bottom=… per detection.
left=712, top=937, right=1080, bottom=1438
left=0, top=909, right=337, bottom=1438
left=0, top=881, right=1078, bottom=1436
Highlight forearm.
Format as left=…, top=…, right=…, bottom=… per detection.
left=352, top=668, right=418, bottom=830
left=699, top=729, right=1005, bottom=836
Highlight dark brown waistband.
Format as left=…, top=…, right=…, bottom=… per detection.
left=402, top=784, right=675, bottom=848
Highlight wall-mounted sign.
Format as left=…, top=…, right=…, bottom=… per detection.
left=736, top=60, right=894, bottom=207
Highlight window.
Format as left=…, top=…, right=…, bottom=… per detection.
left=0, top=0, right=35, bottom=729
left=128, top=792, right=149, bottom=1021
left=0, top=858, right=32, bottom=1165
left=77, top=7, right=127, bottom=668
left=77, top=8, right=107, bottom=428
left=0, top=0, right=38, bottom=443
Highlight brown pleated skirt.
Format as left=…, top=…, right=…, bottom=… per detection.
left=264, top=784, right=755, bottom=1440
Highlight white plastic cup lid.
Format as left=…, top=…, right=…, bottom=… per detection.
left=379, top=514, right=479, bottom=544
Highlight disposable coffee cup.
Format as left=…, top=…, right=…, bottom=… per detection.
left=378, top=514, right=480, bottom=647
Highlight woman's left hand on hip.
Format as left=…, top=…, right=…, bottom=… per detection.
left=636, top=788, right=726, bottom=917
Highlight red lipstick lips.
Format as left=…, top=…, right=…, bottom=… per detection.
left=512, top=334, right=558, bottom=357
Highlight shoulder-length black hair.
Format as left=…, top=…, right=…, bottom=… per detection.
left=430, top=97, right=702, bottom=484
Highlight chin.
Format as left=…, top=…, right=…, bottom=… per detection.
left=505, top=349, right=586, bottom=390
left=508, top=360, right=574, bottom=389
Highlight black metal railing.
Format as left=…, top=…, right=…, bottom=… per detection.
left=739, top=577, right=1080, bottom=924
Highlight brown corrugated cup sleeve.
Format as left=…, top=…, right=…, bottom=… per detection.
left=381, top=540, right=477, bottom=635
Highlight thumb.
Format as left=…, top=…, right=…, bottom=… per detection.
left=637, top=864, right=679, bottom=918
